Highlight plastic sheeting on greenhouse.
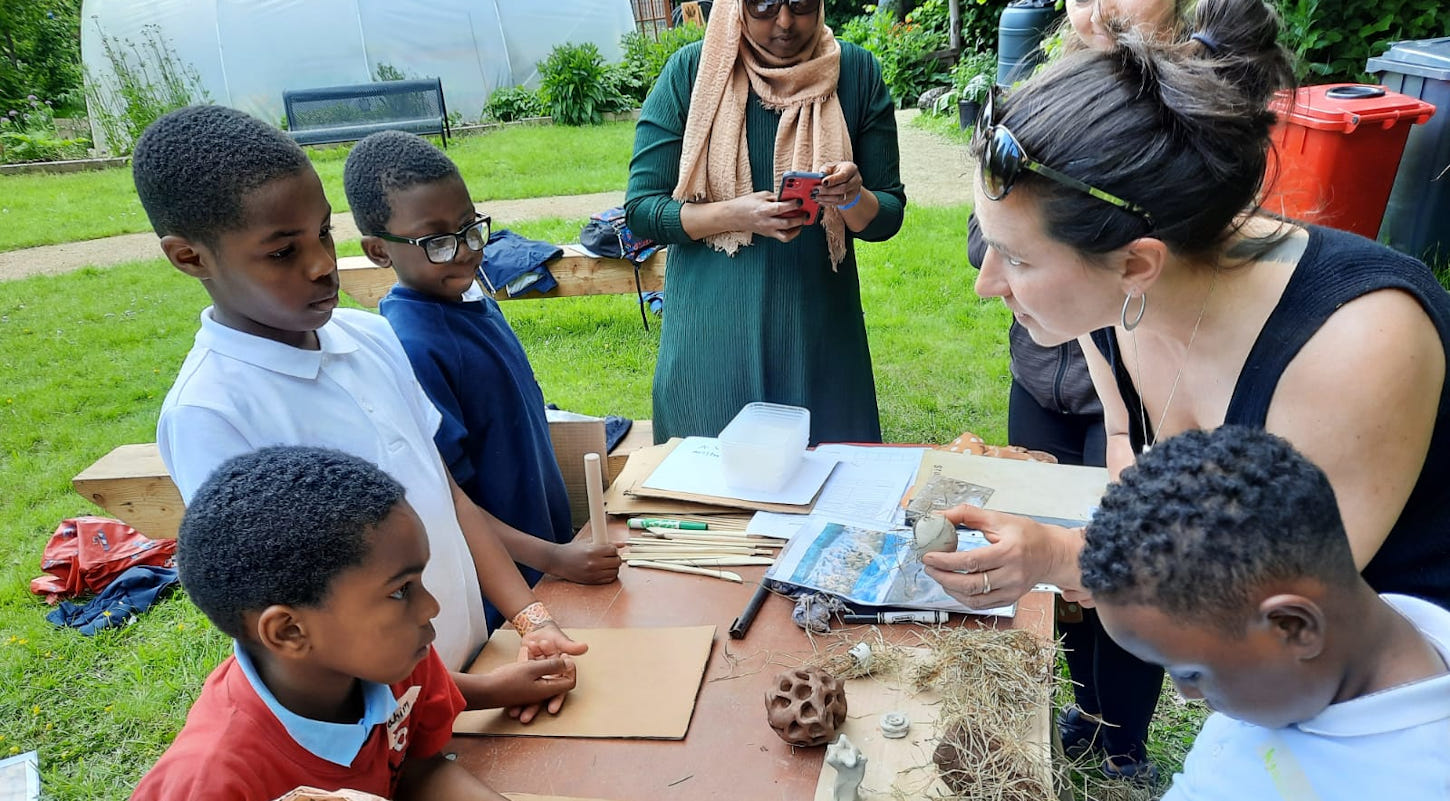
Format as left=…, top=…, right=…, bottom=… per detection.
left=79, top=0, right=636, bottom=148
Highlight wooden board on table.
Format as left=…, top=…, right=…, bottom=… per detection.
left=454, top=626, right=715, bottom=739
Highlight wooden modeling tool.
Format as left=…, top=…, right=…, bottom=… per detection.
left=629, top=560, right=743, bottom=583
left=584, top=452, right=609, bottom=544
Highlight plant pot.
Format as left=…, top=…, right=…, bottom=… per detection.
left=957, top=98, right=982, bottom=131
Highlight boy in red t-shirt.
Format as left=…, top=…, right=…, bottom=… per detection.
left=132, top=447, right=507, bottom=801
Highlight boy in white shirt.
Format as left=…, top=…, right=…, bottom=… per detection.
left=1080, top=425, right=1450, bottom=800
left=132, top=105, right=580, bottom=720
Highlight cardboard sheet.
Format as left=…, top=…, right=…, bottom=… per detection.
left=603, top=441, right=737, bottom=516
left=810, top=648, right=1050, bottom=801
left=626, top=439, right=823, bottom=514
left=912, top=450, right=1109, bottom=522
left=453, top=626, right=716, bottom=739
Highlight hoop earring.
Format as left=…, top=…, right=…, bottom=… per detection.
left=1121, top=292, right=1146, bottom=331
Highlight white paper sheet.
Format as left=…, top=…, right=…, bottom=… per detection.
left=745, top=445, right=927, bottom=539
left=639, top=436, right=838, bottom=505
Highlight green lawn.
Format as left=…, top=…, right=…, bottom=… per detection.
left=0, top=121, right=636, bottom=253
left=0, top=134, right=1204, bottom=798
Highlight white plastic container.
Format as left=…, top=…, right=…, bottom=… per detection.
left=719, top=403, right=811, bottom=493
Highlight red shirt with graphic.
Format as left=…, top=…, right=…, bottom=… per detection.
left=131, top=647, right=463, bottom=801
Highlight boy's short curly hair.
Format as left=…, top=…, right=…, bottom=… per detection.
left=176, top=446, right=406, bottom=639
left=1081, top=426, right=1359, bottom=633
left=343, top=130, right=461, bottom=235
left=132, top=105, right=311, bottom=246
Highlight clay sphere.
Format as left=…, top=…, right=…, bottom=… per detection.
left=764, top=666, right=848, bottom=747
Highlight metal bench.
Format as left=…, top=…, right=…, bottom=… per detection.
left=283, top=78, right=450, bottom=147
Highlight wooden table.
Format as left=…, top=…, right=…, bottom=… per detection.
left=448, top=532, right=1055, bottom=801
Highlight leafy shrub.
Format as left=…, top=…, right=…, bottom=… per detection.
left=1, top=95, right=91, bottom=163
left=539, top=42, right=610, bottom=126
left=1274, top=0, right=1444, bottom=83
left=485, top=86, right=545, bottom=122
left=932, top=50, right=996, bottom=117
left=838, top=8, right=950, bottom=108
left=616, top=25, right=707, bottom=103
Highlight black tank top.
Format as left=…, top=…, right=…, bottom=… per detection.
left=1091, top=225, right=1450, bottom=607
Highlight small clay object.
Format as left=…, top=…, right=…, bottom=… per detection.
left=764, top=666, right=848, bottom=747
left=913, top=514, right=958, bottom=557
left=879, top=711, right=910, bottom=739
left=825, top=733, right=867, bottom=801
left=848, top=642, right=872, bottom=670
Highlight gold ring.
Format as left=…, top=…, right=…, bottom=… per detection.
left=981, top=573, right=992, bottom=596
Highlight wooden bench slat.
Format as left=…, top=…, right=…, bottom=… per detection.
left=74, top=421, right=654, bottom=539
left=336, top=245, right=666, bottom=309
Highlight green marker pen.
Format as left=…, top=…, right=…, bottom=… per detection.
left=626, top=518, right=708, bottom=531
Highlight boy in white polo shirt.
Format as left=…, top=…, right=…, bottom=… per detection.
left=1080, top=426, right=1450, bottom=800
left=132, top=105, right=582, bottom=720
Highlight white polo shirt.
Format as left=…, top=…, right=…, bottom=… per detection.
left=158, top=307, right=488, bottom=670
left=1163, top=594, right=1450, bottom=801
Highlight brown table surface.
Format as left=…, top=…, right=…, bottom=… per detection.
left=450, top=523, right=1055, bottom=801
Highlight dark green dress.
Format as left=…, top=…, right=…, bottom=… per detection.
left=625, top=41, right=906, bottom=445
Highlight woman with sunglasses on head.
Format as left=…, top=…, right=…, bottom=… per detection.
left=936, top=0, right=1450, bottom=782
left=967, top=0, right=1195, bottom=782
left=625, top=0, right=905, bottom=446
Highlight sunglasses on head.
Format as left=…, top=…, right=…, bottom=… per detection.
left=974, top=88, right=1155, bottom=228
left=744, top=0, right=821, bottom=20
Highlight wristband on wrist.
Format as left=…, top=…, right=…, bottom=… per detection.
left=510, top=601, right=555, bottom=635
left=839, top=190, right=864, bottom=211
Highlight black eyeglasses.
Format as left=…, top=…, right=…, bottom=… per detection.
left=372, top=215, right=492, bottom=265
left=744, top=0, right=821, bottom=20
left=974, top=89, right=1154, bottom=228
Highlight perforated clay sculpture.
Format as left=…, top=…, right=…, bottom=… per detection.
left=764, top=666, right=848, bottom=747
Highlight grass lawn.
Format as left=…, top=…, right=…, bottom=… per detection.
left=0, top=121, right=637, bottom=253
left=0, top=156, right=1204, bottom=798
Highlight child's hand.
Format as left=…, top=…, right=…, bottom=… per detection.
left=490, top=651, right=576, bottom=724
left=504, top=645, right=578, bottom=724
left=549, top=539, right=624, bottom=584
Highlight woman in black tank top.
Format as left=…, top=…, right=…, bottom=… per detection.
left=924, top=0, right=1450, bottom=781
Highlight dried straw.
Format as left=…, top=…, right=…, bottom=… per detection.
left=805, top=626, right=1082, bottom=801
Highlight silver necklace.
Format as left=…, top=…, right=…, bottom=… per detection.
left=1131, top=271, right=1218, bottom=453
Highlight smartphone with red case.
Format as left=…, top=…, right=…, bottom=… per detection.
left=778, top=170, right=825, bottom=226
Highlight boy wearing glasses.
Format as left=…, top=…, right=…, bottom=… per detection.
left=344, top=131, right=621, bottom=629
left=136, top=106, right=587, bottom=719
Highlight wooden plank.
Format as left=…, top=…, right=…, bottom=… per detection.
left=72, top=424, right=658, bottom=539
left=71, top=443, right=184, bottom=539
left=336, top=245, right=667, bottom=309
left=679, top=1, right=706, bottom=27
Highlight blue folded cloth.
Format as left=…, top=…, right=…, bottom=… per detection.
left=481, top=230, right=560, bottom=297
left=46, top=565, right=179, bottom=635
left=604, top=415, right=633, bottom=451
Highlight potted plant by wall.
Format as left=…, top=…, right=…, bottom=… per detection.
left=934, top=52, right=996, bottom=130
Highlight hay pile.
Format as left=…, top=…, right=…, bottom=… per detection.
left=808, top=627, right=1063, bottom=801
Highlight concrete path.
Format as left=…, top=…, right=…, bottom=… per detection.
left=0, top=110, right=972, bottom=282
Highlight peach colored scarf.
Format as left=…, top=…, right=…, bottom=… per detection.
left=673, top=0, right=851, bottom=266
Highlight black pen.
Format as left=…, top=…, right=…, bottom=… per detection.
left=841, top=610, right=950, bottom=625
left=729, top=582, right=773, bottom=639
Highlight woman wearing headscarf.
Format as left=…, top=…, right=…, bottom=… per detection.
left=625, top=0, right=906, bottom=446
